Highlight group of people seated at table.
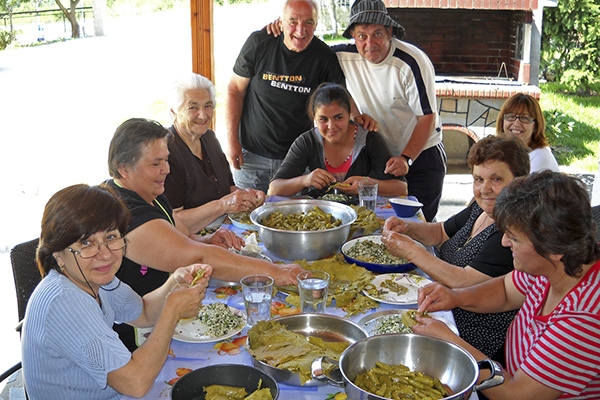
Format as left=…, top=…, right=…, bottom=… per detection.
left=20, top=70, right=596, bottom=399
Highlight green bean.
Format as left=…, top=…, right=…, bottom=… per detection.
left=260, top=207, right=342, bottom=231
left=353, top=362, right=448, bottom=399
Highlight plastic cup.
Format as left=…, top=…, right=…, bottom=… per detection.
left=240, top=274, right=274, bottom=327
left=297, top=271, right=330, bottom=313
left=358, top=181, right=378, bottom=211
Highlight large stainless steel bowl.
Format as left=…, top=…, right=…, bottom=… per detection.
left=335, top=334, right=503, bottom=400
left=250, top=199, right=357, bottom=261
left=249, top=313, right=368, bottom=386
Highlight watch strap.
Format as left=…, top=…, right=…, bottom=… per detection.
left=401, top=154, right=413, bottom=166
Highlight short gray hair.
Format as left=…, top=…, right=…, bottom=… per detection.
left=169, top=73, right=216, bottom=115
left=280, top=0, right=319, bottom=21
left=108, top=118, right=172, bottom=179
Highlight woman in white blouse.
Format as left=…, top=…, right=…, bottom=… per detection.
left=496, top=93, right=560, bottom=173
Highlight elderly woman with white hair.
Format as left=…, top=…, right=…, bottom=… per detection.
left=164, top=73, right=265, bottom=234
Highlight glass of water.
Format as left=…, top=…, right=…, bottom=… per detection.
left=297, top=271, right=330, bottom=313
left=240, top=274, right=274, bottom=327
left=358, top=181, right=378, bottom=211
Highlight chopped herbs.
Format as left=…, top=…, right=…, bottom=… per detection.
left=346, top=239, right=408, bottom=265
left=373, top=315, right=412, bottom=335
left=197, top=302, right=244, bottom=338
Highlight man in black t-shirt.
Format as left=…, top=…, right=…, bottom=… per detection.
left=225, top=0, right=346, bottom=192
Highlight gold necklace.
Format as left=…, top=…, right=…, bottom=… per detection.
left=462, top=214, right=491, bottom=247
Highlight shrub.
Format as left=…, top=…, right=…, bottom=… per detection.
left=0, top=29, right=13, bottom=50
left=541, top=0, right=600, bottom=95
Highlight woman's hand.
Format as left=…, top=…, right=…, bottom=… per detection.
left=197, top=227, right=245, bottom=250
left=410, top=315, right=458, bottom=342
left=221, top=188, right=266, bottom=214
left=303, top=168, right=335, bottom=190
left=166, top=283, right=208, bottom=320
left=381, top=229, right=421, bottom=261
left=271, top=263, right=306, bottom=286
left=417, top=283, right=457, bottom=314
left=383, top=216, right=410, bottom=234
left=166, top=264, right=213, bottom=320
left=172, top=263, right=213, bottom=287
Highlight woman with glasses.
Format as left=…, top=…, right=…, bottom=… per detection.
left=22, top=184, right=211, bottom=399
left=496, top=93, right=559, bottom=173
left=107, top=118, right=305, bottom=351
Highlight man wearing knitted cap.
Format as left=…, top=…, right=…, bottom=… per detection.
left=334, top=0, right=446, bottom=222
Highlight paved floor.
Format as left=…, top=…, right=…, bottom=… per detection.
left=0, top=2, right=313, bottom=390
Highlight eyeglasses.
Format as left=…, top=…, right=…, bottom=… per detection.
left=69, top=237, right=128, bottom=259
left=503, top=114, right=536, bottom=124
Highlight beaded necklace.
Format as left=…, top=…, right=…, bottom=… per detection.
left=324, top=124, right=357, bottom=169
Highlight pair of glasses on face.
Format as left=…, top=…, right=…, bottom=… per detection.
left=69, top=237, right=128, bottom=259
left=503, top=114, right=536, bottom=124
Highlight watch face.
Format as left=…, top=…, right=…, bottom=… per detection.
left=402, top=155, right=412, bottom=166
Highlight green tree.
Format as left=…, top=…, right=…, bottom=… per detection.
left=1, top=0, right=24, bottom=41
left=541, top=0, right=600, bottom=94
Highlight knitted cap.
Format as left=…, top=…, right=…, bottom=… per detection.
left=342, top=0, right=405, bottom=40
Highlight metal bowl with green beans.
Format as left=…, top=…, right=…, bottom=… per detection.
left=250, top=200, right=357, bottom=261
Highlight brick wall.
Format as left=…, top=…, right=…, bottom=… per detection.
left=386, top=0, right=538, bottom=10
left=388, top=8, right=529, bottom=79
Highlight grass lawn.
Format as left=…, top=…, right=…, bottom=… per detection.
left=540, top=82, right=600, bottom=172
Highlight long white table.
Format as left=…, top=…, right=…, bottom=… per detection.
left=122, top=196, right=477, bottom=400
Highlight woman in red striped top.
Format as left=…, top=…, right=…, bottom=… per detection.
left=415, top=170, right=600, bottom=399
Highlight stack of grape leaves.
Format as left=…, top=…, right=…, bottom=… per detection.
left=248, top=320, right=349, bottom=385
left=280, top=254, right=379, bottom=316
left=349, top=204, right=383, bottom=237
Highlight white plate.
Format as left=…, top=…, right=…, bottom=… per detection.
left=206, top=215, right=226, bottom=229
left=173, top=306, right=246, bottom=343
left=362, top=273, right=432, bottom=305
left=357, top=309, right=459, bottom=336
left=228, top=213, right=258, bottom=231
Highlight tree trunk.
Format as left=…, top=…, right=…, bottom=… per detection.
left=93, top=0, right=106, bottom=36
left=8, top=8, right=14, bottom=38
left=328, top=0, right=337, bottom=35
left=55, top=0, right=81, bottom=38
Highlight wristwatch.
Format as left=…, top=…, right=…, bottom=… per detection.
left=401, top=154, right=413, bottom=167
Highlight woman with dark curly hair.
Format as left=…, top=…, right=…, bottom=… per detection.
left=415, top=171, right=600, bottom=399
left=382, top=136, right=530, bottom=363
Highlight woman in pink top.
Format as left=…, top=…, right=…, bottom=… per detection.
left=415, top=171, right=600, bottom=399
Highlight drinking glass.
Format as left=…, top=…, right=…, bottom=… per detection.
left=240, top=274, right=274, bottom=327
left=358, top=181, right=378, bottom=211
left=297, top=271, right=330, bottom=313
